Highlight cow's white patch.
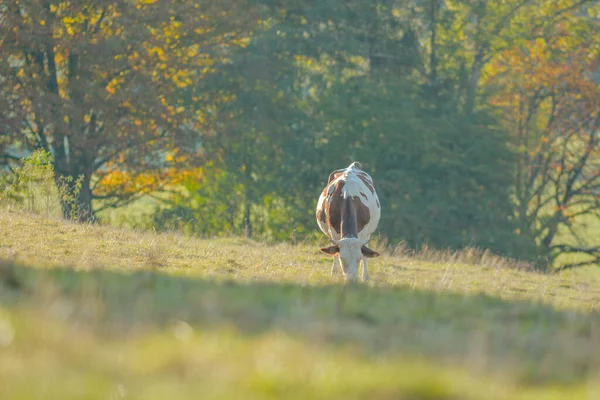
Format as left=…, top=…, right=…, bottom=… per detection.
left=316, top=162, right=381, bottom=282
left=327, top=183, right=336, bottom=195
left=336, top=237, right=365, bottom=281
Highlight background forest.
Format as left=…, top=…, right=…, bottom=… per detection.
left=1, top=0, right=600, bottom=270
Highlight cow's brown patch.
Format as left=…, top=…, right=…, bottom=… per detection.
left=327, top=169, right=345, bottom=185
left=320, top=245, right=340, bottom=255
left=321, top=170, right=343, bottom=200
left=326, top=179, right=345, bottom=234
left=338, top=195, right=371, bottom=238
left=341, top=196, right=358, bottom=237
left=316, top=208, right=327, bottom=225
left=352, top=196, right=371, bottom=233
left=357, top=172, right=375, bottom=194
left=361, top=245, right=379, bottom=257
left=320, top=172, right=371, bottom=238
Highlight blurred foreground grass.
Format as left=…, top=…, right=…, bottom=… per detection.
left=1, top=207, right=600, bottom=399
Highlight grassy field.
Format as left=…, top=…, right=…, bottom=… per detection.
left=2, top=206, right=600, bottom=399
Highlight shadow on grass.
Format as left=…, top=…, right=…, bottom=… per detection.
left=1, top=259, right=600, bottom=385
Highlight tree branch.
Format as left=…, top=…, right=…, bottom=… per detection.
left=556, top=256, right=600, bottom=272
left=91, top=8, right=106, bottom=35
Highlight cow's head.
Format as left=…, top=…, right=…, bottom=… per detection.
left=320, top=238, right=379, bottom=281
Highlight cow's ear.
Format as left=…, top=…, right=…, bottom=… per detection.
left=361, top=245, right=379, bottom=258
left=320, top=245, right=340, bottom=256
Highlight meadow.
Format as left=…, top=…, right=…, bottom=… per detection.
left=1, top=205, right=600, bottom=399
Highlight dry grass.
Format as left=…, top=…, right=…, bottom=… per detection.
left=2, top=205, right=600, bottom=399
left=389, top=241, right=534, bottom=271
left=3, top=206, right=598, bottom=311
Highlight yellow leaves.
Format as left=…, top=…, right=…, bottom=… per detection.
left=164, top=103, right=186, bottom=116
left=60, top=14, right=90, bottom=37
left=232, top=36, right=251, bottom=49
left=186, top=45, right=199, bottom=58
left=106, top=72, right=126, bottom=96
left=162, top=19, right=182, bottom=42
left=514, top=228, right=521, bottom=235
left=134, top=120, right=142, bottom=126
left=294, top=55, right=316, bottom=68
left=147, top=46, right=168, bottom=62
left=98, top=161, right=206, bottom=195
left=172, top=70, right=193, bottom=88
left=39, top=20, right=46, bottom=26
left=163, top=150, right=188, bottom=165
left=486, top=29, right=599, bottom=136
left=97, top=171, right=159, bottom=196
left=165, top=167, right=204, bottom=186
left=174, top=154, right=188, bottom=163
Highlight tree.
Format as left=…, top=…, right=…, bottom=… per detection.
left=312, top=70, right=526, bottom=256
left=149, top=0, right=524, bottom=255
left=0, top=0, right=258, bottom=220
left=484, top=12, right=600, bottom=269
left=153, top=25, right=323, bottom=240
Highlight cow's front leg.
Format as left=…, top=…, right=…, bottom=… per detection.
left=331, top=254, right=341, bottom=276
left=361, top=257, right=370, bottom=282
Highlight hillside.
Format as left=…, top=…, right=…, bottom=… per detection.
left=1, top=207, right=600, bottom=399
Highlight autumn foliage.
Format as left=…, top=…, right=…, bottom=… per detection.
left=1, top=0, right=600, bottom=269
left=0, top=0, right=258, bottom=219
left=485, top=19, right=600, bottom=268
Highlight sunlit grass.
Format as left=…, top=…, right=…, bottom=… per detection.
left=1, top=309, right=598, bottom=400
left=1, top=206, right=600, bottom=399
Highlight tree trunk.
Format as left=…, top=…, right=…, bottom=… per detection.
left=465, top=59, right=482, bottom=115
left=429, top=0, right=438, bottom=87
left=244, top=198, right=252, bottom=238
left=243, top=157, right=253, bottom=238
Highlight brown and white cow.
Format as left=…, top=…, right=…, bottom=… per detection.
left=316, top=161, right=380, bottom=281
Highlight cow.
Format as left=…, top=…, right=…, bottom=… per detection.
left=316, top=161, right=381, bottom=281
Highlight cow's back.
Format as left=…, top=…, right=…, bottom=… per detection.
left=316, top=165, right=380, bottom=241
